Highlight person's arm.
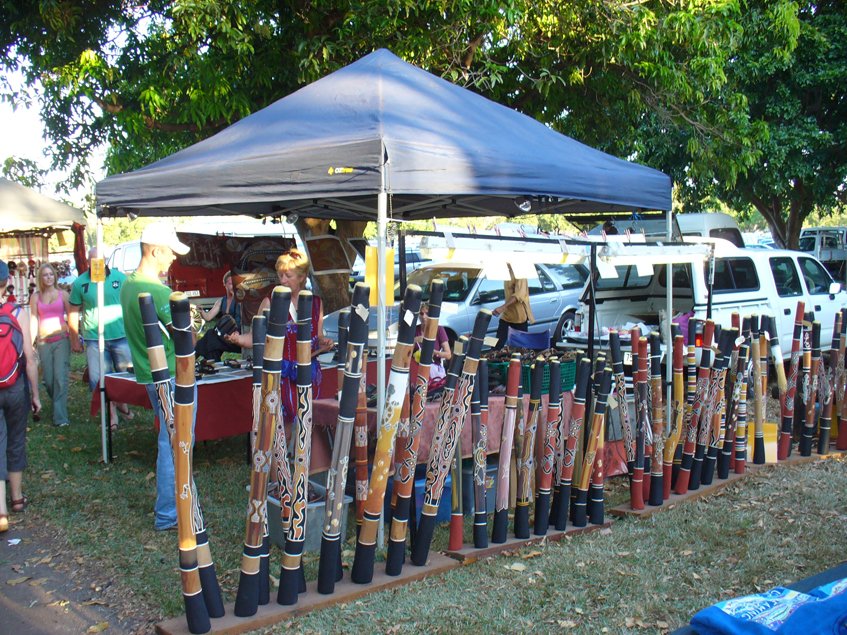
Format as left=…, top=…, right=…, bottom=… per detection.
left=29, top=293, right=39, bottom=346
left=201, top=298, right=222, bottom=322
left=68, top=304, right=83, bottom=353
left=434, top=339, right=451, bottom=362
left=314, top=301, right=334, bottom=356
left=17, top=309, right=42, bottom=413
left=225, top=297, right=270, bottom=349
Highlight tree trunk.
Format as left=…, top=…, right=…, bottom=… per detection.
left=296, top=218, right=367, bottom=315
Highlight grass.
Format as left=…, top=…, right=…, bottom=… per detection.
left=19, top=351, right=847, bottom=634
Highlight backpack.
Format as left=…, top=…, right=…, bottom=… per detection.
left=0, top=303, right=24, bottom=389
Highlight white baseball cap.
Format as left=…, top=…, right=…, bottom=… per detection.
left=139, top=222, right=190, bottom=255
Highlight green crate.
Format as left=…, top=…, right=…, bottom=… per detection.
left=521, top=358, right=577, bottom=395
left=486, top=361, right=510, bottom=388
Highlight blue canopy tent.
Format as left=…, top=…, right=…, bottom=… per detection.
left=95, top=48, right=673, bottom=439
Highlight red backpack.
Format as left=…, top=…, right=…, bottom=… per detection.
left=0, top=302, right=24, bottom=388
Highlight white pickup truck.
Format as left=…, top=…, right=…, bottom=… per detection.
left=799, top=227, right=847, bottom=282
left=572, top=238, right=846, bottom=353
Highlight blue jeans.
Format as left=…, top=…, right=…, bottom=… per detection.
left=145, top=381, right=198, bottom=530
left=85, top=337, right=133, bottom=390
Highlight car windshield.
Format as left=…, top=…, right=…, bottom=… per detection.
left=798, top=236, right=815, bottom=252
left=397, top=265, right=481, bottom=302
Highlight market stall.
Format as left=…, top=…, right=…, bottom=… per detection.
left=0, top=177, right=87, bottom=304
left=92, top=49, right=680, bottom=631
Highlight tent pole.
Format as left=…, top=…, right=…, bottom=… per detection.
left=376, top=193, right=387, bottom=441
left=97, top=219, right=108, bottom=463
left=666, top=211, right=673, bottom=421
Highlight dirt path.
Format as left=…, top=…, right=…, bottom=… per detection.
left=1, top=512, right=161, bottom=635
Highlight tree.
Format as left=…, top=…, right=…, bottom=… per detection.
left=3, top=0, right=790, bottom=303
left=3, top=1, right=766, bottom=189
left=654, top=1, right=846, bottom=250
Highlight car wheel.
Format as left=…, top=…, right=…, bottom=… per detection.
left=554, top=310, right=576, bottom=344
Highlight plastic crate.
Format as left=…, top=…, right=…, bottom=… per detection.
left=486, top=361, right=510, bottom=388
left=521, top=358, right=577, bottom=395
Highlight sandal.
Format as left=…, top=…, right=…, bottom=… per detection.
left=11, top=495, right=28, bottom=513
left=116, top=405, right=134, bottom=422
left=0, top=513, right=8, bottom=533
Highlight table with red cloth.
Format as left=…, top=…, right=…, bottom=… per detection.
left=91, top=368, right=255, bottom=442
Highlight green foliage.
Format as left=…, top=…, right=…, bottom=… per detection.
left=3, top=1, right=760, bottom=195
left=663, top=1, right=846, bottom=249
left=2, top=156, right=47, bottom=189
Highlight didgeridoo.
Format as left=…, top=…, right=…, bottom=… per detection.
left=317, top=283, right=369, bottom=593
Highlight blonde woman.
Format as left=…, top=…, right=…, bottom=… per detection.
left=227, top=249, right=333, bottom=421
left=30, top=263, right=72, bottom=427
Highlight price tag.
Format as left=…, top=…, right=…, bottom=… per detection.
left=355, top=303, right=369, bottom=322
left=90, top=258, right=105, bottom=283
left=404, top=309, right=414, bottom=326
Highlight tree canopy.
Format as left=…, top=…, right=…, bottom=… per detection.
left=3, top=0, right=838, bottom=250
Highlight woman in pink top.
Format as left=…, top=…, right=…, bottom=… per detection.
left=30, top=263, right=72, bottom=427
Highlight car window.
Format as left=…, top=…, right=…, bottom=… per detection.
left=769, top=257, right=803, bottom=297
left=527, top=266, right=556, bottom=295
left=798, top=257, right=833, bottom=295
left=657, top=264, right=693, bottom=289
left=475, top=277, right=506, bottom=304
left=405, top=266, right=481, bottom=303
left=596, top=265, right=653, bottom=290
left=707, top=257, right=759, bottom=293
left=709, top=227, right=745, bottom=248
left=824, top=236, right=839, bottom=249
left=545, top=263, right=587, bottom=289
left=122, top=243, right=142, bottom=273
left=798, top=236, right=816, bottom=252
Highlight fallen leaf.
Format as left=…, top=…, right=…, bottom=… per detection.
left=576, top=562, right=586, bottom=568
left=7, top=576, right=32, bottom=586
left=600, top=527, right=612, bottom=535
left=75, top=557, right=84, bottom=565
left=269, top=574, right=279, bottom=587
left=505, top=562, right=527, bottom=572
left=145, top=472, right=155, bottom=481
left=341, top=550, right=355, bottom=557
left=29, top=578, right=49, bottom=586
left=71, top=447, right=83, bottom=452
left=83, top=600, right=109, bottom=606
left=616, top=551, right=631, bottom=557
left=574, top=608, right=584, bottom=615
left=557, top=620, right=577, bottom=628
left=657, top=621, right=669, bottom=628
left=692, top=573, right=701, bottom=580
left=39, top=556, right=53, bottom=565
left=625, top=617, right=636, bottom=628
left=521, top=550, right=542, bottom=560
left=87, top=623, right=109, bottom=633
left=681, top=550, right=694, bottom=556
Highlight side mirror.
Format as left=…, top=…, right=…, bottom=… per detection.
left=830, top=282, right=842, bottom=295
left=470, top=294, right=481, bottom=306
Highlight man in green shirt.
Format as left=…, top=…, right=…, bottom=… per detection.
left=120, top=222, right=193, bottom=530
left=69, top=247, right=133, bottom=429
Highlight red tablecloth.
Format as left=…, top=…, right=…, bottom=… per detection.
left=91, top=369, right=254, bottom=442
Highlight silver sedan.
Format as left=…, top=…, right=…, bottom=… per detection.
left=323, top=261, right=588, bottom=349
